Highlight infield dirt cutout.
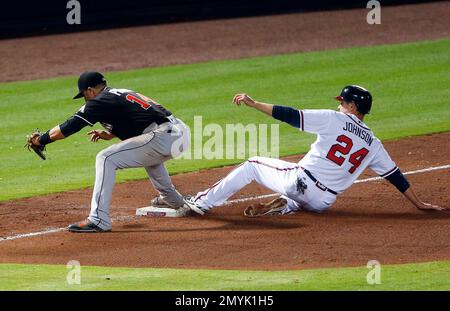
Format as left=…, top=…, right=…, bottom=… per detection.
left=0, top=132, right=449, bottom=270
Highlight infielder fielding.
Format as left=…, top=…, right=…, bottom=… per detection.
left=185, top=86, right=448, bottom=216
left=26, top=71, right=190, bottom=232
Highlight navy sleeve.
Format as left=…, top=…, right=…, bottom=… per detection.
left=75, top=100, right=104, bottom=126
left=272, top=105, right=300, bottom=128
left=385, top=169, right=410, bottom=193
left=59, top=115, right=89, bottom=137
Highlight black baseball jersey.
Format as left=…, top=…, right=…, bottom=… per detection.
left=74, top=87, right=173, bottom=140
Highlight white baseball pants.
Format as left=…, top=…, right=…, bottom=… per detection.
left=88, top=119, right=190, bottom=230
left=194, top=156, right=337, bottom=214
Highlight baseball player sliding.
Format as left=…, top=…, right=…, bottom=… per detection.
left=26, top=72, right=190, bottom=232
left=184, top=86, right=448, bottom=216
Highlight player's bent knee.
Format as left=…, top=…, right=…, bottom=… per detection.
left=96, top=144, right=118, bottom=162
left=95, top=150, right=109, bottom=163
left=96, top=153, right=122, bottom=171
left=95, top=149, right=119, bottom=168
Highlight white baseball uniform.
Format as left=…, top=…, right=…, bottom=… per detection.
left=193, top=109, right=399, bottom=214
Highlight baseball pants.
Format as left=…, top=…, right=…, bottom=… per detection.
left=88, top=118, right=190, bottom=230
left=194, top=156, right=337, bottom=214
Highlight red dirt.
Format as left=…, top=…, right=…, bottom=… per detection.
left=0, top=2, right=449, bottom=83
left=0, top=132, right=449, bottom=270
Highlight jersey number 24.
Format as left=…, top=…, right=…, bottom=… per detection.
left=326, top=135, right=369, bottom=174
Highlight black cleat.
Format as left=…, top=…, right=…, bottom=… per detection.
left=68, top=219, right=111, bottom=233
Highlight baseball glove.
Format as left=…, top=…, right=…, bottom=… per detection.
left=25, top=130, right=46, bottom=160
left=243, top=197, right=287, bottom=217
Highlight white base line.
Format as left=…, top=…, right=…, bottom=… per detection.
left=1, top=164, right=449, bottom=243
left=0, top=228, right=67, bottom=242
left=0, top=216, right=133, bottom=242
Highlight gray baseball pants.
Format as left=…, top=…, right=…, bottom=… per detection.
left=88, top=118, right=190, bottom=230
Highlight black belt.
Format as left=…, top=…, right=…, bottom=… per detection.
left=302, top=168, right=338, bottom=195
left=143, top=116, right=177, bottom=134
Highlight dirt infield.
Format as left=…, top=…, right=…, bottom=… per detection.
left=0, top=132, right=449, bottom=269
left=1, top=1, right=449, bottom=82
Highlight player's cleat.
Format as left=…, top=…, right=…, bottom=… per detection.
left=150, top=196, right=184, bottom=209
left=175, top=205, right=192, bottom=217
left=68, top=219, right=111, bottom=233
left=244, top=197, right=288, bottom=217
left=183, top=196, right=206, bottom=216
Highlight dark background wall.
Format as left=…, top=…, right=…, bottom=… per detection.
left=0, top=0, right=440, bottom=39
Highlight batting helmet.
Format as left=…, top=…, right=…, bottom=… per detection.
left=335, top=85, right=372, bottom=115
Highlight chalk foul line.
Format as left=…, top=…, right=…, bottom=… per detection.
left=0, top=215, right=133, bottom=242
left=1, top=164, right=449, bottom=243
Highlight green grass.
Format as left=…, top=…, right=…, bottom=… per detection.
left=0, top=39, right=449, bottom=201
left=0, top=260, right=449, bottom=290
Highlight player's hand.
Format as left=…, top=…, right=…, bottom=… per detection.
left=233, top=93, right=256, bottom=107
left=28, top=132, right=42, bottom=146
left=88, top=130, right=115, bottom=142
left=417, top=202, right=449, bottom=212
left=25, top=130, right=46, bottom=160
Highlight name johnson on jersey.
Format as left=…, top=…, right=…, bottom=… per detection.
left=343, top=121, right=374, bottom=146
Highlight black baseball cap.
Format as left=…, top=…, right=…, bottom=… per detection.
left=73, top=71, right=106, bottom=99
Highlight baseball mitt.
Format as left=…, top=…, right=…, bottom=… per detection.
left=243, top=197, right=287, bottom=217
left=25, top=130, right=46, bottom=160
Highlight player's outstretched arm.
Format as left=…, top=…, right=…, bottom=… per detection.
left=32, top=113, right=92, bottom=147
left=383, top=168, right=448, bottom=212
left=30, top=125, right=65, bottom=147
left=232, top=93, right=302, bottom=129
left=402, top=187, right=449, bottom=211
left=233, top=93, right=274, bottom=116
left=47, top=125, right=66, bottom=142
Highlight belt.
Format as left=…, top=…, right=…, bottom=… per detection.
left=163, top=115, right=178, bottom=133
left=143, top=116, right=177, bottom=134
left=301, top=167, right=338, bottom=195
left=155, top=115, right=176, bottom=125
left=165, top=115, right=177, bottom=124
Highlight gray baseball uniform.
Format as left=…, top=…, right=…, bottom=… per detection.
left=71, top=87, right=189, bottom=230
